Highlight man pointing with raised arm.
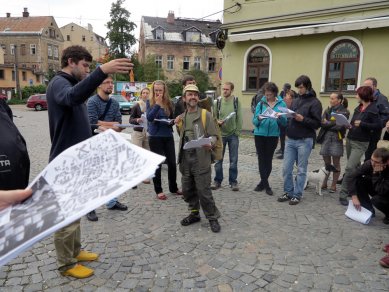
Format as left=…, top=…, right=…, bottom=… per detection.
left=47, top=45, right=133, bottom=279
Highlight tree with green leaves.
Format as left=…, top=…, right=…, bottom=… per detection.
left=106, top=0, right=137, bottom=58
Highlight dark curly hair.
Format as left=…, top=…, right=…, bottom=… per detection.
left=61, top=45, right=93, bottom=68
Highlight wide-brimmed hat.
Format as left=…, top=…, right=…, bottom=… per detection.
left=183, top=84, right=199, bottom=94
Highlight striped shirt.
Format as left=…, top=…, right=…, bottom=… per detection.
left=87, top=94, right=122, bottom=125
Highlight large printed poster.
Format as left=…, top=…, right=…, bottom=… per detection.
left=0, top=130, right=165, bottom=266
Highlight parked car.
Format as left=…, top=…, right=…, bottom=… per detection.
left=110, top=94, right=134, bottom=115
left=27, top=94, right=47, bottom=111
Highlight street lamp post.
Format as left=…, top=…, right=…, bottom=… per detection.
left=14, top=45, right=22, bottom=99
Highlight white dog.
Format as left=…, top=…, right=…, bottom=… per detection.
left=304, top=165, right=339, bottom=196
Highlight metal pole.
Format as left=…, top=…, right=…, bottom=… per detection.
left=14, top=45, right=22, bottom=100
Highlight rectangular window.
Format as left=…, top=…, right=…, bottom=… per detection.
left=30, top=44, right=36, bottom=55
left=12, top=70, right=15, bottom=81
left=194, top=56, right=201, bottom=70
left=10, top=44, right=15, bottom=55
left=20, top=44, right=26, bottom=55
left=82, top=35, right=86, bottom=42
left=186, top=31, right=201, bottom=42
left=48, top=45, right=52, bottom=58
left=155, top=29, right=164, bottom=40
left=90, top=36, right=94, bottom=41
left=208, top=57, right=216, bottom=72
left=22, top=71, right=27, bottom=81
left=167, top=55, right=174, bottom=70
left=155, top=55, right=162, bottom=68
left=67, top=35, right=70, bottom=41
left=0, top=70, right=4, bottom=80
left=1, top=44, right=6, bottom=54
left=183, top=56, right=190, bottom=70
left=53, top=46, right=59, bottom=59
left=36, top=74, right=40, bottom=83
left=49, top=28, right=55, bottom=38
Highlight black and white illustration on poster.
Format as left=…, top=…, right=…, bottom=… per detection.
left=0, top=130, right=165, bottom=266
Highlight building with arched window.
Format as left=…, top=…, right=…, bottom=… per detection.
left=221, top=0, right=389, bottom=129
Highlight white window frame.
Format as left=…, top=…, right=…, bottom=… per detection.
left=208, top=57, right=216, bottom=72
left=320, top=36, right=363, bottom=93
left=242, top=44, right=273, bottom=91
left=155, top=55, right=162, bottom=68
left=30, top=44, right=36, bottom=55
left=10, top=44, right=15, bottom=55
left=48, top=45, right=52, bottom=57
left=167, top=55, right=174, bottom=70
left=183, top=56, right=190, bottom=70
left=53, top=46, right=59, bottom=59
left=194, top=56, right=201, bottom=70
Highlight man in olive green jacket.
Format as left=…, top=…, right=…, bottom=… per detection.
left=176, top=84, right=221, bottom=233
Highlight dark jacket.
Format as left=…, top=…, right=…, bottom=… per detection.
left=0, top=99, right=30, bottom=190
left=286, top=91, right=322, bottom=139
left=373, top=90, right=389, bottom=128
left=346, top=160, right=389, bottom=197
left=321, top=104, right=350, bottom=139
left=146, top=100, right=174, bottom=137
left=347, top=103, right=382, bottom=142
left=47, top=67, right=107, bottom=161
left=129, top=102, right=144, bottom=132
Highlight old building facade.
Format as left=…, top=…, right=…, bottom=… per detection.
left=60, top=23, right=108, bottom=61
left=0, top=8, right=64, bottom=93
left=138, top=11, right=223, bottom=89
left=222, top=0, right=389, bottom=129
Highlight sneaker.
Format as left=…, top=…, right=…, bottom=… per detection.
left=383, top=217, right=389, bottom=225
left=379, top=255, right=389, bottom=268
left=276, top=154, right=284, bottom=160
left=289, top=197, right=300, bottom=205
left=230, top=183, right=239, bottom=191
left=265, top=187, right=273, bottom=196
left=180, top=213, right=201, bottom=226
left=61, top=264, right=94, bottom=279
left=209, top=219, right=221, bottom=233
left=277, top=193, right=290, bottom=202
left=254, top=183, right=265, bottom=192
left=211, top=182, right=221, bottom=190
left=275, top=149, right=282, bottom=155
left=86, top=210, right=98, bottom=222
left=76, top=250, right=99, bottom=262
left=108, top=201, right=128, bottom=211
left=339, top=197, right=348, bottom=206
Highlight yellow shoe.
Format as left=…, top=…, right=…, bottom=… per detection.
left=61, top=264, right=94, bottom=278
left=76, top=250, right=99, bottom=262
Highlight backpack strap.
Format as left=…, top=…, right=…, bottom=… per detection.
left=99, top=98, right=112, bottom=121
left=201, top=108, right=207, bottom=131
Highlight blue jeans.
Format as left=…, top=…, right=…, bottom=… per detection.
left=283, top=138, right=313, bottom=199
left=214, top=134, right=239, bottom=185
left=106, top=198, right=118, bottom=209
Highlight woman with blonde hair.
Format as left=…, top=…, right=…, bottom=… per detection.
left=147, top=80, right=182, bottom=200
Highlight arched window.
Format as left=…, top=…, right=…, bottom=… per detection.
left=326, top=40, right=360, bottom=92
left=246, top=46, right=269, bottom=91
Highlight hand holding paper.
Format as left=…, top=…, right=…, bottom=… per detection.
left=183, top=137, right=212, bottom=150
left=331, top=113, right=351, bottom=128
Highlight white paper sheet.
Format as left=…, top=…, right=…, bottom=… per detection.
left=258, top=107, right=278, bottom=120
left=331, top=113, right=351, bottom=127
left=0, top=130, right=165, bottom=266
left=345, top=200, right=372, bottom=224
left=154, top=118, right=174, bottom=125
left=114, top=123, right=138, bottom=128
left=183, top=137, right=212, bottom=150
left=222, top=112, right=236, bottom=122
left=278, top=107, right=296, bottom=117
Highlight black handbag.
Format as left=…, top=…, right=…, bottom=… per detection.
left=316, top=127, right=327, bottom=144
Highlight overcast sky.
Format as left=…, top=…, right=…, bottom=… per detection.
left=5, top=0, right=224, bottom=42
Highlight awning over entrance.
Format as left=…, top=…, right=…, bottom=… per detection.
left=229, top=16, right=389, bottom=42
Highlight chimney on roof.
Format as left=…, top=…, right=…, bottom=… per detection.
left=167, top=11, right=175, bottom=24
left=22, top=8, right=29, bottom=18
left=87, top=23, right=93, bottom=32
left=6, top=13, right=11, bottom=18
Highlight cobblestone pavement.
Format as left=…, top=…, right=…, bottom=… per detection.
left=1, top=105, right=388, bottom=291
